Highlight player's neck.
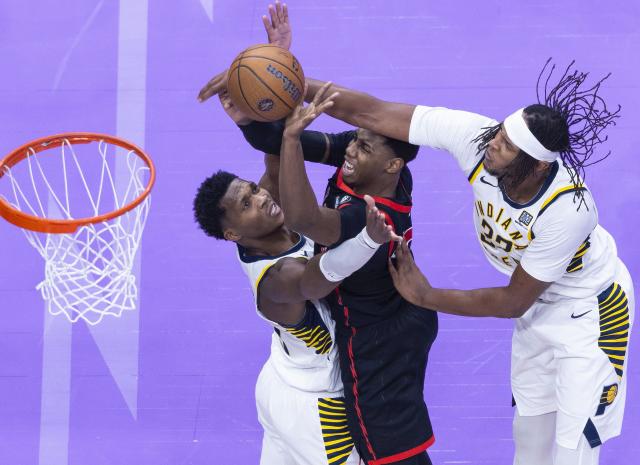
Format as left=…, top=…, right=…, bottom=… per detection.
left=353, top=174, right=399, bottom=199
left=501, top=169, right=550, bottom=204
left=240, top=226, right=299, bottom=257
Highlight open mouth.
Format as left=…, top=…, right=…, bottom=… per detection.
left=342, top=160, right=355, bottom=176
left=268, top=201, right=281, bottom=217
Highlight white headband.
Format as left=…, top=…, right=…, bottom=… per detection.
left=503, top=108, right=559, bottom=162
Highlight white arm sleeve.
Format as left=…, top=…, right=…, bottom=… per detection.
left=408, top=105, right=498, bottom=176
left=318, top=227, right=381, bottom=282
left=520, top=194, right=598, bottom=283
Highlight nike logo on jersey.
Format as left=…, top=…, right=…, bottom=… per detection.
left=571, top=310, right=593, bottom=319
left=480, top=176, right=497, bottom=187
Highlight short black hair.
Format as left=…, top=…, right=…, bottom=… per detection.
left=193, top=170, right=238, bottom=240
left=381, top=136, right=420, bottom=163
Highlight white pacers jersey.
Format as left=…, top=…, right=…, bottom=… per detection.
left=409, top=105, right=619, bottom=302
left=237, top=234, right=343, bottom=396
left=410, top=106, right=634, bottom=448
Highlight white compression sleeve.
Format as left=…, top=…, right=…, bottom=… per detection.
left=318, top=227, right=381, bottom=282
left=513, top=410, right=556, bottom=465
left=512, top=410, right=601, bottom=465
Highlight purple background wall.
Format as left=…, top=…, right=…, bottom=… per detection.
left=0, top=1, right=637, bottom=464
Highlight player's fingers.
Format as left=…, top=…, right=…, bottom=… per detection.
left=317, top=100, right=335, bottom=115
left=219, top=91, right=232, bottom=108
left=363, top=194, right=378, bottom=214
left=198, top=78, right=218, bottom=101
left=388, top=258, right=399, bottom=280
left=262, top=14, right=272, bottom=33
left=198, top=72, right=225, bottom=102
left=388, top=226, right=402, bottom=242
left=363, top=194, right=374, bottom=208
left=402, top=239, right=411, bottom=254
left=321, top=91, right=339, bottom=106
left=314, top=81, right=333, bottom=104
left=396, top=239, right=405, bottom=257
left=268, top=4, right=278, bottom=27
left=283, top=3, right=289, bottom=22
left=302, top=113, right=317, bottom=124
left=275, top=0, right=283, bottom=21
left=318, top=92, right=339, bottom=113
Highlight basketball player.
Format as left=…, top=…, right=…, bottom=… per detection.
left=194, top=88, right=404, bottom=464
left=287, top=63, right=632, bottom=465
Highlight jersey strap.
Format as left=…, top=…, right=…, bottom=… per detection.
left=335, top=169, right=412, bottom=213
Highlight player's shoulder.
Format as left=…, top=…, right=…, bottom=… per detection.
left=533, top=187, right=597, bottom=239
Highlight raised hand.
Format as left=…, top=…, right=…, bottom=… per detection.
left=262, top=1, right=291, bottom=50
left=364, top=195, right=402, bottom=244
left=284, top=82, right=338, bottom=138
left=198, top=69, right=228, bottom=103
left=388, top=240, right=430, bottom=307
left=219, top=89, right=252, bottom=125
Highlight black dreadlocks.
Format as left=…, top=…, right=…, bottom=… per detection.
left=536, top=58, right=621, bottom=195
left=473, top=59, right=621, bottom=206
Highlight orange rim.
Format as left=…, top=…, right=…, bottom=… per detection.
left=0, top=132, right=156, bottom=234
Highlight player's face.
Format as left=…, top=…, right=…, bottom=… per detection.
left=485, top=125, right=520, bottom=176
left=220, top=178, right=284, bottom=240
left=342, top=129, right=396, bottom=188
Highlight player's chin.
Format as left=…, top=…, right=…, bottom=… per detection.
left=341, top=170, right=358, bottom=185
left=267, top=211, right=285, bottom=228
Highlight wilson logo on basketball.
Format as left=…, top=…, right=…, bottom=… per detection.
left=266, top=64, right=302, bottom=101
left=257, top=98, right=274, bottom=112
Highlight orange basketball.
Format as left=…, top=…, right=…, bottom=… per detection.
left=226, top=44, right=305, bottom=122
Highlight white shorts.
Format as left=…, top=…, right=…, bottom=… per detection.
left=512, top=259, right=634, bottom=449
left=256, top=358, right=360, bottom=465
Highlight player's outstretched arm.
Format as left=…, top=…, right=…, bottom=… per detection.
left=280, top=83, right=344, bottom=246
left=388, top=240, right=551, bottom=318
left=305, top=78, right=416, bottom=143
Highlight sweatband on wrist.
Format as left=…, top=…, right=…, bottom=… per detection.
left=318, top=227, right=381, bottom=282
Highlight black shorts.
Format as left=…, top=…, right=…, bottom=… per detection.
left=332, top=300, right=438, bottom=464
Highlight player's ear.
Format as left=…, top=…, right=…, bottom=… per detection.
left=535, top=160, right=552, bottom=175
left=385, top=157, right=404, bottom=174
left=223, top=228, right=241, bottom=242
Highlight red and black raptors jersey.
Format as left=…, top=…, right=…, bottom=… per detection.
left=319, top=166, right=414, bottom=326
left=321, top=165, right=438, bottom=465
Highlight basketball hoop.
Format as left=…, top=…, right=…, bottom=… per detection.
left=0, top=133, right=155, bottom=325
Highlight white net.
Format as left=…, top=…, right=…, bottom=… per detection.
left=0, top=137, right=152, bottom=325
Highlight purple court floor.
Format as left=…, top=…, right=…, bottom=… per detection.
left=0, top=1, right=638, bottom=464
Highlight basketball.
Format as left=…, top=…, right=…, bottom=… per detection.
left=226, top=44, right=305, bottom=122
